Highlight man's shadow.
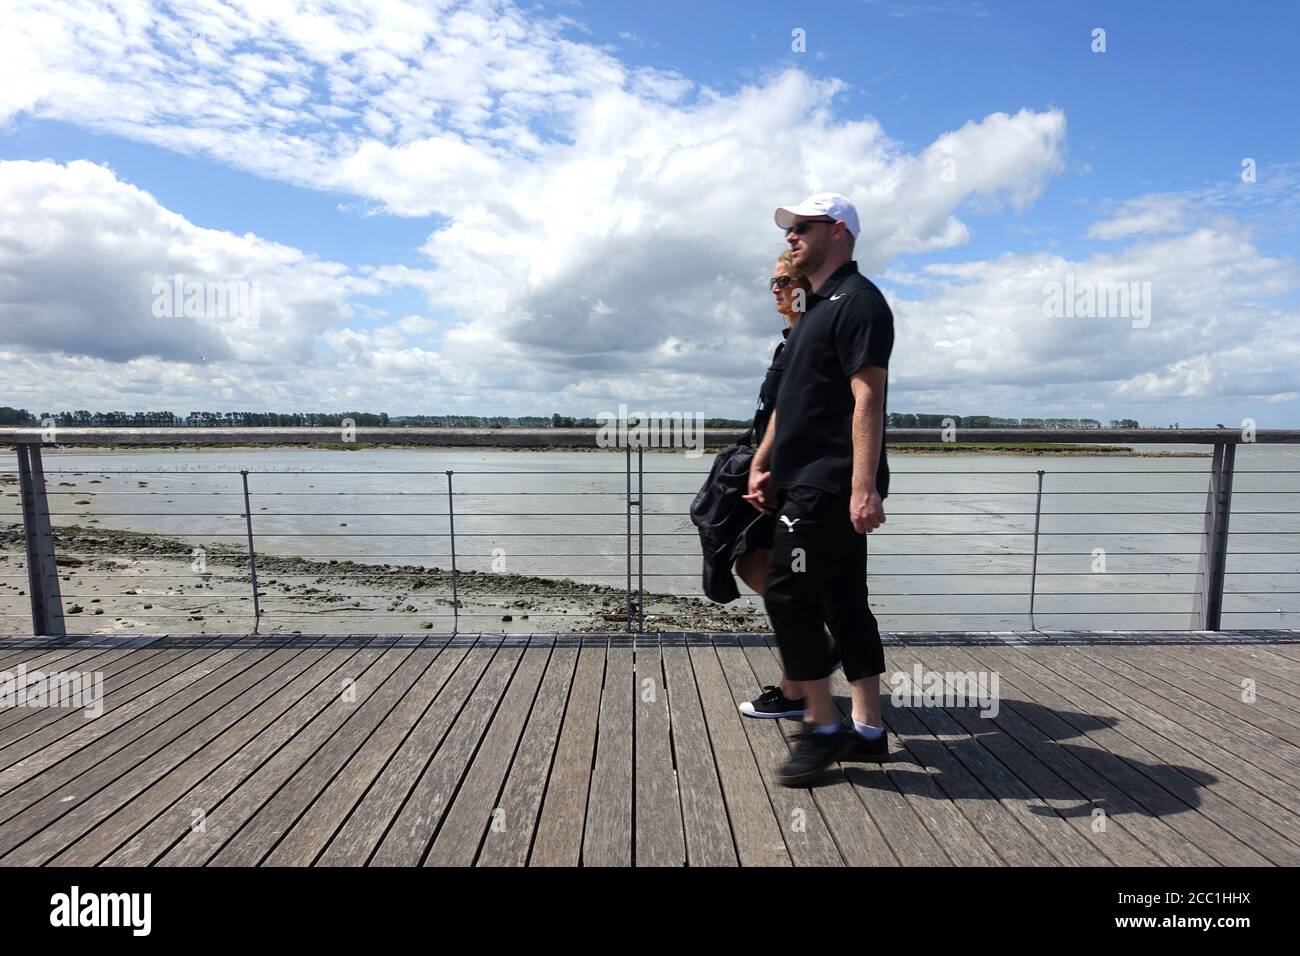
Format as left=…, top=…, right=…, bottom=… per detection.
left=828, top=695, right=1216, bottom=820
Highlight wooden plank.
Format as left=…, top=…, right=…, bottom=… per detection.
left=745, top=644, right=912, bottom=867
left=528, top=644, right=605, bottom=866
left=4, top=645, right=326, bottom=865
left=689, top=643, right=789, bottom=866
left=1132, top=642, right=1300, bottom=718
left=1253, top=638, right=1300, bottom=663
left=49, top=641, right=351, bottom=865
left=105, top=640, right=393, bottom=865
left=369, top=643, right=520, bottom=866
left=424, top=641, right=552, bottom=867
left=1171, top=643, right=1300, bottom=697
left=919, top=643, right=1171, bottom=865
left=0, top=646, right=233, bottom=777
left=212, top=645, right=441, bottom=865
left=316, top=643, right=491, bottom=866
left=661, top=643, right=736, bottom=866
left=1017, top=645, right=1300, bottom=858
left=713, top=644, right=841, bottom=866
left=812, top=643, right=1056, bottom=866
left=0, top=650, right=292, bottom=845
left=1046, top=643, right=1300, bottom=811
left=632, top=645, right=686, bottom=867
left=0, top=646, right=68, bottom=671
left=581, top=644, right=634, bottom=866
left=946, top=643, right=1218, bottom=866
left=0, top=646, right=156, bottom=734
left=265, top=644, right=461, bottom=866
left=0, top=643, right=111, bottom=674
left=6, top=630, right=1294, bottom=868
left=822, top=664, right=956, bottom=867
left=159, top=642, right=415, bottom=865
left=0, top=645, right=278, bottom=860
left=0, top=646, right=252, bottom=801
left=476, top=644, right=578, bottom=867
left=1197, top=639, right=1300, bottom=692
left=977, top=644, right=1273, bottom=865
left=0, top=647, right=153, bottom=749
left=1074, top=644, right=1300, bottom=753
left=885, top=644, right=1112, bottom=866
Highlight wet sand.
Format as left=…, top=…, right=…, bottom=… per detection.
left=0, top=522, right=765, bottom=636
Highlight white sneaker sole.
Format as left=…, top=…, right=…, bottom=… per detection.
left=739, top=701, right=807, bottom=719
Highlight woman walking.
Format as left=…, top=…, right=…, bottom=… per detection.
left=735, top=250, right=819, bottom=718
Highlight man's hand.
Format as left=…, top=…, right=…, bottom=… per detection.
left=848, top=364, right=887, bottom=533
left=850, top=486, right=885, bottom=533
left=744, top=462, right=775, bottom=513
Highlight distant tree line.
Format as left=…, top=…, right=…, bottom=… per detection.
left=0, top=406, right=1151, bottom=430
left=398, top=415, right=555, bottom=428
left=0, top=408, right=389, bottom=427
left=886, top=414, right=1142, bottom=429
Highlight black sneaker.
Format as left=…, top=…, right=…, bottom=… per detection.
left=773, top=726, right=854, bottom=786
left=841, top=721, right=890, bottom=763
left=739, top=685, right=806, bottom=719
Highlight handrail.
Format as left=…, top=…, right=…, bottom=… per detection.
left=2, top=426, right=1299, bottom=446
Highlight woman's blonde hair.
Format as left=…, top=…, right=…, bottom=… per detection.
left=776, top=250, right=812, bottom=292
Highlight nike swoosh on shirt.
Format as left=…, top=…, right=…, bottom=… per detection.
left=830, top=294, right=845, bottom=300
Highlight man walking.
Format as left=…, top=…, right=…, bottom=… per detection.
left=747, top=192, right=894, bottom=786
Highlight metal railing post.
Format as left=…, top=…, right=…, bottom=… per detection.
left=625, top=445, right=633, bottom=632
left=1190, top=444, right=1221, bottom=630
left=1028, top=469, right=1044, bottom=631
left=1193, top=442, right=1235, bottom=630
left=16, top=443, right=65, bottom=637
left=638, top=446, right=644, bottom=634
left=239, top=470, right=261, bottom=634
left=446, top=470, right=459, bottom=635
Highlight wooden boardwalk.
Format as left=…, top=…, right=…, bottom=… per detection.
left=0, top=630, right=1298, bottom=867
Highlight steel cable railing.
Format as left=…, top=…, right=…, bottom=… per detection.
left=2, top=428, right=1298, bottom=636
left=635, top=459, right=1299, bottom=631
left=1, top=458, right=647, bottom=636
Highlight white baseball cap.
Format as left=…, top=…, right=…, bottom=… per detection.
left=774, top=192, right=859, bottom=238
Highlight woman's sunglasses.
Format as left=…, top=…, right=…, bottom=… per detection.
left=769, top=275, right=797, bottom=290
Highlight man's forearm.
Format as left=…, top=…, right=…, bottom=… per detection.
left=851, top=389, right=883, bottom=494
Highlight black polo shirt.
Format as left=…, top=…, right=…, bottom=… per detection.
left=769, top=260, right=893, bottom=497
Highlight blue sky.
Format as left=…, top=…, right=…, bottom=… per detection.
left=1, top=0, right=1298, bottom=425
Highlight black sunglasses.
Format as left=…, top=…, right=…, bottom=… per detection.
left=769, top=275, right=797, bottom=290
left=785, top=217, right=835, bottom=236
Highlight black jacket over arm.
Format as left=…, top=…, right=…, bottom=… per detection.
left=690, top=440, right=769, bottom=603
